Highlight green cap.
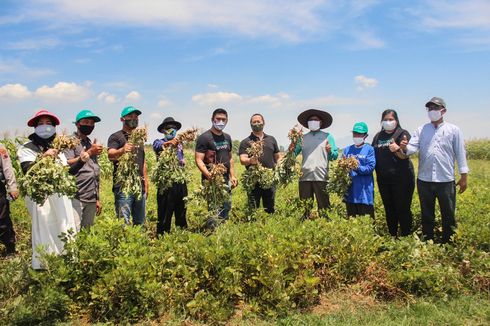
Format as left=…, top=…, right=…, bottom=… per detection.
left=352, top=122, right=368, bottom=134
left=75, top=109, right=101, bottom=123
left=121, top=106, right=142, bottom=118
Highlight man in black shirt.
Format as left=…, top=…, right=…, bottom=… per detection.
left=107, top=106, right=147, bottom=225
left=195, top=108, right=237, bottom=222
left=239, top=113, right=280, bottom=213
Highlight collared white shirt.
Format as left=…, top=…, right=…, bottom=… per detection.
left=406, top=121, right=469, bottom=182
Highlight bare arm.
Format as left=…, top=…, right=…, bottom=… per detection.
left=229, top=156, right=238, bottom=188
left=273, top=152, right=281, bottom=163
left=239, top=153, right=257, bottom=166
left=195, top=152, right=211, bottom=179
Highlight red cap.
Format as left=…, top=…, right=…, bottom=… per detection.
left=27, top=109, right=61, bottom=127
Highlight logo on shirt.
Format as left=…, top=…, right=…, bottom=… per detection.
left=214, top=140, right=230, bottom=151
left=377, top=138, right=393, bottom=148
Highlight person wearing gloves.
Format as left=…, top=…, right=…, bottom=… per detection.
left=372, top=110, right=415, bottom=237
left=343, top=122, right=376, bottom=218
left=0, top=142, right=19, bottom=256
left=400, top=97, right=469, bottom=243
left=293, top=109, right=338, bottom=219
left=153, top=117, right=188, bottom=234
left=65, top=110, right=103, bottom=230
left=17, top=109, right=81, bottom=269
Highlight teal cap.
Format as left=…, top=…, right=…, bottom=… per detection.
left=75, top=109, right=101, bottom=123
left=352, top=122, right=368, bottom=134
left=121, top=106, right=142, bottom=118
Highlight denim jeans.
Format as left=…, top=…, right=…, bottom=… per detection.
left=114, top=190, right=146, bottom=225
left=205, top=181, right=231, bottom=229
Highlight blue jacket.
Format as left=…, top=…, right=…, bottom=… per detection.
left=343, top=144, right=376, bottom=205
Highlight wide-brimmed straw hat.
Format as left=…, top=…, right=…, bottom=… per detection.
left=297, top=109, right=333, bottom=129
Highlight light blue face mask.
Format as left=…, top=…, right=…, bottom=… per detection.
left=35, top=124, right=56, bottom=139
left=164, top=128, right=177, bottom=140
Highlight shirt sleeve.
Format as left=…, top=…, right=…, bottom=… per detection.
left=107, top=133, right=121, bottom=150
left=195, top=134, right=208, bottom=153
left=64, top=148, right=76, bottom=160
left=397, top=130, right=411, bottom=144
left=227, top=134, right=233, bottom=153
left=153, top=139, right=164, bottom=156
left=293, top=137, right=302, bottom=156
left=238, top=139, right=249, bottom=156
left=0, top=147, right=18, bottom=192
left=356, top=146, right=376, bottom=175
left=453, top=127, right=469, bottom=174
left=272, top=137, right=279, bottom=154
left=406, top=127, right=420, bottom=155
left=327, top=133, right=339, bottom=161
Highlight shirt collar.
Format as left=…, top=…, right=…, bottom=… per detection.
left=249, top=132, right=267, bottom=140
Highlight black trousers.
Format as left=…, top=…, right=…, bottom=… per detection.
left=417, top=179, right=456, bottom=243
left=156, top=183, right=188, bottom=235
left=378, top=177, right=415, bottom=237
left=0, top=190, right=16, bottom=251
left=346, top=203, right=375, bottom=218
left=248, top=185, right=275, bottom=213
left=299, top=180, right=330, bottom=207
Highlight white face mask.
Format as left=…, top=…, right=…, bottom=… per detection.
left=308, top=120, right=321, bottom=131
left=381, top=120, right=397, bottom=131
left=35, top=124, right=56, bottom=139
left=213, top=120, right=226, bottom=131
left=428, top=110, right=443, bottom=122
left=353, top=137, right=365, bottom=146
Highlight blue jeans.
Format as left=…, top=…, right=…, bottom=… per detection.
left=114, top=191, right=146, bottom=225
left=205, top=181, right=231, bottom=229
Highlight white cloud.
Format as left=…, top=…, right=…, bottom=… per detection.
left=5, top=37, right=61, bottom=50
left=192, top=91, right=243, bottom=106
left=0, top=59, right=54, bottom=79
left=157, top=98, right=172, bottom=108
left=35, top=82, right=91, bottom=102
left=0, top=83, right=32, bottom=100
left=97, top=91, right=118, bottom=104
left=298, top=95, right=369, bottom=107
left=25, top=0, right=370, bottom=42
left=348, top=30, right=385, bottom=50
left=415, top=0, right=490, bottom=29
left=406, top=0, right=490, bottom=47
left=248, top=93, right=290, bottom=107
left=150, top=112, right=163, bottom=120
left=125, top=90, right=141, bottom=101
left=354, top=75, right=378, bottom=90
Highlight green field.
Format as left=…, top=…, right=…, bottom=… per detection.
left=0, top=145, right=489, bottom=325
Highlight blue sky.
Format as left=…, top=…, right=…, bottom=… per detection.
left=1, top=0, right=489, bottom=147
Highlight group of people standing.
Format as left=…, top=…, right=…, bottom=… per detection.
left=0, top=96, right=469, bottom=269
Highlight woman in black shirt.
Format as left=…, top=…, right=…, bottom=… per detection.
left=372, top=109, right=415, bottom=236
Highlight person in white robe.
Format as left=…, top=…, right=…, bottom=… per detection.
left=17, top=109, right=81, bottom=269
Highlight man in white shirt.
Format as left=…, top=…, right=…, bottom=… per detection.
left=400, top=97, right=469, bottom=243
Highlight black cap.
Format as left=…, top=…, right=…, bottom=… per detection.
left=157, top=117, right=182, bottom=133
